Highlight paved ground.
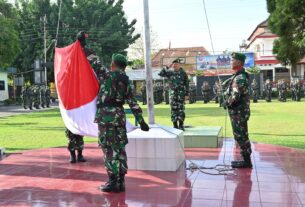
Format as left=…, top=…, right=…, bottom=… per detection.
left=0, top=102, right=59, bottom=118
left=0, top=140, right=304, bottom=206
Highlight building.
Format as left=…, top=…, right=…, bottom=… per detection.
left=151, top=47, right=209, bottom=74
left=246, top=20, right=305, bottom=83
left=0, top=69, right=9, bottom=101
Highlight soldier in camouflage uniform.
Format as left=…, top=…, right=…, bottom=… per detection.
left=264, top=79, right=272, bottom=102
left=33, top=85, right=41, bottom=109
left=251, top=79, right=259, bottom=103
left=140, top=81, right=147, bottom=105
left=21, top=86, right=28, bottom=109
left=188, top=82, right=196, bottom=104
left=201, top=81, right=211, bottom=104
left=295, top=80, right=302, bottom=101
left=65, top=128, right=86, bottom=163
left=223, top=52, right=252, bottom=168
left=93, top=54, right=149, bottom=193
left=27, top=86, right=33, bottom=110
left=159, top=59, right=189, bottom=130
left=213, top=81, right=219, bottom=104
left=164, top=82, right=170, bottom=104
left=45, top=86, right=51, bottom=107
left=40, top=85, right=46, bottom=108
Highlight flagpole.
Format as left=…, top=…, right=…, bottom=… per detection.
left=143, top=0, right=155, bottom=125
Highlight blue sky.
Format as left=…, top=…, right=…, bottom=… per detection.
left=123, top=0, right=269, bottom=53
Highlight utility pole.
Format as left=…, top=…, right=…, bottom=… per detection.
left=43, top=15, right=47, bottom=86
left=143, top=0, right=155, bottom=125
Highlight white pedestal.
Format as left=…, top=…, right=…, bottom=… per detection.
left=126, top=125, right=185, bottom=171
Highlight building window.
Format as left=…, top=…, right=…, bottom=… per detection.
left=0, top=81, right=5, bottom=91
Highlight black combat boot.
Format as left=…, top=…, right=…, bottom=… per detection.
left=69, top=150, right=76, bottom=163
left=178, top=120, right=185, bottom=131
left=118, top=174, right=125, bottom=192
left=77, top=150, right=86, bottom=162
left=231, top=154, right=252, bottom=168
left=100, top=175, right=120, bottom=193
left=173, top=121, right=178, bottom=129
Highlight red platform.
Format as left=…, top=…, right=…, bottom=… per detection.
left=0, top=140, right=304, bottom=207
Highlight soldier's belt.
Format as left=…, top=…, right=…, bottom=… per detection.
left=97, top=102, right=124, bottom=107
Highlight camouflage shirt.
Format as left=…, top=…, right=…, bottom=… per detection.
left=159, top=68, right=189, bottom=92
left=93, top=65, right=144, bottom=126
left=225, top=68, right=250, bottom=119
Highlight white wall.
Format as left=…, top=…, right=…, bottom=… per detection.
left=0, top=72, right=9, bottom=101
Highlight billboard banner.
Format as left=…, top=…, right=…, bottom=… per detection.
left=196, top=53, right=254, bottom=76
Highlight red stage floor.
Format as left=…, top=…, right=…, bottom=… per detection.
left=0, top=140, right=304, bottom=207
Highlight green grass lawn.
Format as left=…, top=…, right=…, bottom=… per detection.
left=0, top=100, right=305, bottom=153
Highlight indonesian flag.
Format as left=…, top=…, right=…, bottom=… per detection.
left=54, top=41, right=134, bottom=137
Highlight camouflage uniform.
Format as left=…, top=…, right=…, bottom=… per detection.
left=251, top=80, right=259, bottom=103
left=140, top=82, right=147, bottom=105
left=164, top=82, right=170, bottom=105
left=159, top=67, right=189, bottom=125
left=264, top=80, right=272, bottom=102
left=224, top=68, right=252, bottom=167
left=21, top=86, right=28, bottom=109
left=201, top=81, right=211, bottom=104
left=45, top=86, right=51, bottom=107
left=28, top=86, right=33, bottom=110
left=213, top=81, right=219, bottom=104
left=93, top=64, right=145, bottom=179
left=295, top=80, right=302, bottom=101
left=65, top=128, right=84, bottom=151
left=33, top=86, right=41, bottom=109
left=188, top=83, right=196, bottom=104
left=40, top=86, right=46, bottom=108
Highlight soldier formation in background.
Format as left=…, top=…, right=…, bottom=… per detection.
left=291, top=79, right=302, bottom=101
left=22, top=85, right=51, bottom=110
left=251, top=79, right=259, bottom=103
left=201, top=81, right=211, bottom=104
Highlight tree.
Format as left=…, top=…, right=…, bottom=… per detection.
left=0, top=0, right=20, bottom=68
left=12, top=0, right=140, bottom=82
left=267, top=0, right=305, bottom=66
left=128, top=28, right=159, bottom=60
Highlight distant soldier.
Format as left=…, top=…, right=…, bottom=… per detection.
left=21, top=86, right=28, bottom=109
left=251, top=79, right=259, bottom=103
left=280, top=80, right=287, bottom=102
left=28, top=86, right=33, bottom=110
left=264, top=79, right=272, bottom=102
left=188, top=82, right=196, bottom=104
left=295, top=80, right=302, bottom=101
left=159, top=59, right=189, bottom=130
left=40, top=85, right=46, bottom=108
left=164, top=82, right=170, bottom=105
left=201, top=81, right=211, bottom=104
left=213, top=81, right=219, bottom=104
left=45, top=86, right=51, bottom=107
left=140, top=82, right=147, bottom=105
left=33, top=85, right=41, bottom=109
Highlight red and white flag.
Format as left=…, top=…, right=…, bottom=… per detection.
left=54, top=41, right=134, bottom=137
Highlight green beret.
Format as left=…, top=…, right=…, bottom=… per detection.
left=172, top=59, right=181, bottom=64
left=232, top=52, right=246, bottom=63
left=112, top=53, right=128, bottom=67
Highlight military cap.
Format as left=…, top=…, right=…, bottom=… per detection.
left=231, top=52, right=246, bottom=63
left=172, top=59, right=181, bottom=64
left=112, top=53, right=128, bottom=68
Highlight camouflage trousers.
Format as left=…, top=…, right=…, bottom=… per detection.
left=170, top=90, right=185, bottom=122
left=229, top=113, right=252, bottom=156
left=65, top=129, right=84, bottom=151
left=98, top=124, right=128, bottom=177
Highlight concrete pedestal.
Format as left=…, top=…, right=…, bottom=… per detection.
left=126, top=125, right=185, bottom=171
left=184, top=126, right=222, bottom=148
